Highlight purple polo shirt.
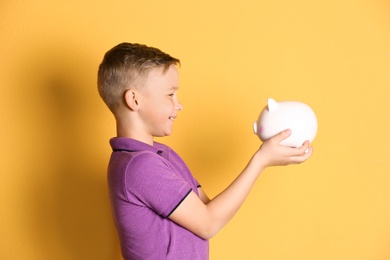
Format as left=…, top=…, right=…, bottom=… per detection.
left=107, top=137, right=209, bottom=260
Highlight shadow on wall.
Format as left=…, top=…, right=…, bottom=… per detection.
left=18, top=44, right=120, bottom=259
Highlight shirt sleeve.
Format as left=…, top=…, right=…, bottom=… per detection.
left=167, top=147, right=201, bottom=191
left=124, top=151, right=193, bottom=218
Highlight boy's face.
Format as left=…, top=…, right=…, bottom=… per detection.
left=137, top=65, right=183, bottom=138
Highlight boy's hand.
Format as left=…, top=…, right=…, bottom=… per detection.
left=255, top=129, right=313, bottom=168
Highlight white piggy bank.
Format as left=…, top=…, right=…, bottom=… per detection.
left=253, top=98, right=318, bottom=147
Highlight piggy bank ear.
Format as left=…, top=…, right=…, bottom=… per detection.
left=267, top=98, right=278, bottom=112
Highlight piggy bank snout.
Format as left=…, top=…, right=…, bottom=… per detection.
left=253, top=122, right=258, bottom=134
left=253, top=122, right=263, bottom=135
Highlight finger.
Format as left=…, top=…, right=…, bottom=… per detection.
left=290, top=146, right=313, bottom=164
left=281, top=140, right=309, bottom=157
left=273, top=129, right=292, bottom=144
left=286, top=140, right=310, bottom=156
left=298, top=140, right=310, bottom=154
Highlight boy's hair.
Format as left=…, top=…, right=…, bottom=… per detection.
left=97, top=42, right=180, bottom=112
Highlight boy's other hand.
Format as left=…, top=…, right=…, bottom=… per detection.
left=255, top=129, right=313, bottom=168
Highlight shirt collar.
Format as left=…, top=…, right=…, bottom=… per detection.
left=109, top=137, right=169, bottom=157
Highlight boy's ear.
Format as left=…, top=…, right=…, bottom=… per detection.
left=124, top=89, right=140, bottom=111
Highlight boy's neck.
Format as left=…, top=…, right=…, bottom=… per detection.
left=116, top=122, right=154, bottom=146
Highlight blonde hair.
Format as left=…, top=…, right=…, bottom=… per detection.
left=97, top=42, right=180, bottom=112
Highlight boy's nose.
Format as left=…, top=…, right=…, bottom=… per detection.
left=176, top=101, right=183, bottom=111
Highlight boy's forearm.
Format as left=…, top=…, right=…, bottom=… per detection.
left=203, top=131, right=312, bottom=238
left=204, top=154, right=266, bottom=238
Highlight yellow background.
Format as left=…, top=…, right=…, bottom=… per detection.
left=1, top=1, right=390, bottom=259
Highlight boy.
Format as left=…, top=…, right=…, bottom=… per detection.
left=97, top=42, right=313, bottom=260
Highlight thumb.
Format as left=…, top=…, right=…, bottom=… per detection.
left=273, top=129, right=292, bottom=144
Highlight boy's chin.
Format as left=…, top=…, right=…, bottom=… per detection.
left=154, top=130, right=173, bottom=138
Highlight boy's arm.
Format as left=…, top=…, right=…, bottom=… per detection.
left=169, top=129, right=313, bottom=240
left=198, top=187, right=211, bottom=204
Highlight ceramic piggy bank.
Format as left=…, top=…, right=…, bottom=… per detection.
left=253, top=98, right=318, bottom=147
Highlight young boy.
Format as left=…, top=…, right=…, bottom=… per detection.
left=97, top=42, right=313, bottom=260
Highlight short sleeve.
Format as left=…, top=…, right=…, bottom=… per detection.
left=124, top=152, right=192, bottom=217
left=166, top=146, right=201, bottom=192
